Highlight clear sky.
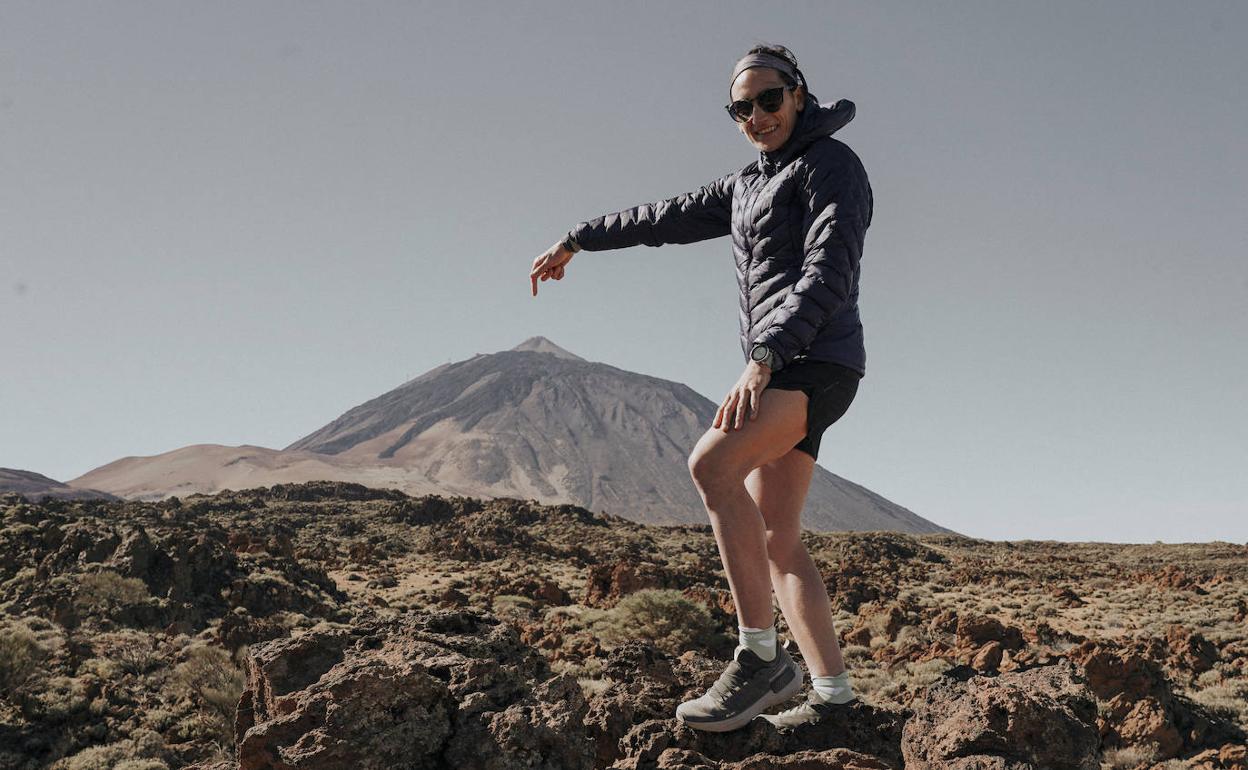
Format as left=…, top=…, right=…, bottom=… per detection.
left=3, top=2, right=1245, bottom=543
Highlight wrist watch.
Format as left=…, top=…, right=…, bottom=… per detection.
left=561, top=233, right=582, bottom=253
left=750, top=343, right=776, bottom=370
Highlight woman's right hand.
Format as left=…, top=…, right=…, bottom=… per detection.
left=530, top=240, right=574, bottom=297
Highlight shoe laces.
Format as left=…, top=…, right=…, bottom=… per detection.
left=708, top=655, right=762, bottom=700
left=708, top=666, right=745, bottom=700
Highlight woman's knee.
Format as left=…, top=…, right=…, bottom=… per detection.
left=687, top=446, right=740, bottom=496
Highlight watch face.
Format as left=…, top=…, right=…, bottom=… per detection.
left=752, top=346, right=767, bottom=361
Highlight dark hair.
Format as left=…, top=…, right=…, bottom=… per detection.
left=744, top=43, right=807, bottom=91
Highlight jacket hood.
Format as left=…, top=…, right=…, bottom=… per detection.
left=758, top=96, right=856, bottom=176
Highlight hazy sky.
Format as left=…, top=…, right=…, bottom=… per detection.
left=3, top=2, right=1245, bottom=543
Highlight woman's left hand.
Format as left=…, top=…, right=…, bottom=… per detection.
left=714, top=362, right=771, bottom=431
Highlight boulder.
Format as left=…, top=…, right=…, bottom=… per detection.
left=1066, top=640, right=1245, bottom=759
left=583, top=560, right=673, bottom=608
left=1165, top=624, right=1219, bottom=675
left=955, top=614, right=1024, bottom=651
left=234, top=608, right=596, bottom=770
left=901, top=659, right=1101, bottom=769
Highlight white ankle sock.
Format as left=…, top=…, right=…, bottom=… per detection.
left=735, top=624, right=777, bottom=662
left=811, top=671, right=854, bottom=704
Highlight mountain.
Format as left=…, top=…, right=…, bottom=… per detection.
left=70, top=337, right=954, bottom=534
left=0, top=468, right=120, bottom=501
left=67, top=444, right=444, bottom=502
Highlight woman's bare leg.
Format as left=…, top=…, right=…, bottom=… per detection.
left=746, top=448, right=847, bottom=677
left=687, top=388, right=809, bottom=630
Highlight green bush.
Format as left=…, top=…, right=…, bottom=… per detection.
left=493, top=593, right=535, bottom=608
left=492, top=594, right=536, bottom=620
left=1191, top=681, right=1248, bottom=722
left=140, top=708, right=176, bottom=732
left=593, top=588, right=717, bottom=655
left=77, top=657, right=122, bottom=680
left=1102, top=742, right=1160, bottom=770
left=74, top=571, right=150, bottom=616
left=28, top=675, right=91, bottom=722
left=47, top=729, right=167, bottom=769
left=97, top=629, right=160, bottom=676
left=168, top=644, right=246, bottom=749
left=0, top=619, right=45, bottom=696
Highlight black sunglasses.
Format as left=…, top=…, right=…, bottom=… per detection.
left=725, top=85, right=797, bottom=123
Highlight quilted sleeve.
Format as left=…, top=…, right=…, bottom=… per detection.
left=566, top=171, right=735, bottom=251
left=753, top=142, right=872, bottom=370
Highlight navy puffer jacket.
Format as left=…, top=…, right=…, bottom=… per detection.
left=566, top=95, right=872, bottom=376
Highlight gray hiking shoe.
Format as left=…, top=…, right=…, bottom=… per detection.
left=754, top=687, right=858, bottom=730
left=675, top=644, right=804, bottom=732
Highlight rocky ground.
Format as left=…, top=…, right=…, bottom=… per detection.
left=0, top=482, right=1244, bottom=769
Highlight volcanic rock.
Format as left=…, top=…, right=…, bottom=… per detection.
left=234, top=608, right=597, bottom=769
left=901, top=659, right=1101, bottom=769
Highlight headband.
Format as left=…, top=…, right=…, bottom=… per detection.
left=729, top=52, right=806, bottom=94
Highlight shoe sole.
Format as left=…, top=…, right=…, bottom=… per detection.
left=676, top=660, right=804, bottom=733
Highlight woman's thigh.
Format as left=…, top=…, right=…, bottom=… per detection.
left=689, top=388, right=809, bottom=486
left=746, top=448, right=816, bottom=556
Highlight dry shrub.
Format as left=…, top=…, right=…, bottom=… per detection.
left=845, top=665, right=892, bottom=702
left=492, top=594, right=536, bottom=622
left=550, top=655, right=604, bottom=681
left=47, top=728, right=167, bottom=769
left=1102, top=742, right=1160, bottom=769
left=77, top=657, right=122, bottom=680
left=593, top=588, right=717, bottom=655
left=74, top=570, right=150, bottom=616
left=25, top=675, right=91, bottom=722
left=81, top=628, right=158, bottom=676
left=0, top=618, right=45, bottom=696
left=893, top=624, right=925, bottom=647
left=901, top=657, right=952, bottom=689
left=576, top=677, right=611, bottom=699
left=168, top=644, right=246, bottom=749
left=1190, top=680, right=1248, bottom=722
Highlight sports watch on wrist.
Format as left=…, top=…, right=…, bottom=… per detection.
left=561, top=233, right=582, bottom=253
left=750, top=343, right=776, bottom=370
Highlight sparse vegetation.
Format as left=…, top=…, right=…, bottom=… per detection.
left=74, top=570, right=150, bottom=616
left=48, top=728, right=168, bottom=770
left=593, top=588, right=719, bottom=656
left=0, top=617, right=45, bottom=696
left=3, top=486, right=1246, bottom=767
left=1102, top=741, right=1160, bottom=769
left=168, top=644, right=247, bottom=750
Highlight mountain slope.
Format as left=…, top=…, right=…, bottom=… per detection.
left=1, top=468, right=120, bottom=501
left=71, top=337, right=955, bottom=534
left=282, top=336, right=952, bottom=534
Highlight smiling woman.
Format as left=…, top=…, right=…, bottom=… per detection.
left=727, top=47, right=810, bottom=153
left=528, top=41, right=874, bottom=735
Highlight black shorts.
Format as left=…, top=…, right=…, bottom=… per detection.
left=764, top=359, right=861, bottom=461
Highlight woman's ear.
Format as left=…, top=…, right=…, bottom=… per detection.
left=795, top=85, right=806, bottom=110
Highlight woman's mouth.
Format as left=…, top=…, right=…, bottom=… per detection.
left=755, top=125, right=778, bottom=137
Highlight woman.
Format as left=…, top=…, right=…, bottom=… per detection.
left=529, top=44, right=871, bottom=733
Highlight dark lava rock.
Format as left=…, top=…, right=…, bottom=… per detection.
left=901, top=659, right=1100, bottom=770
left=234, top=608, right=596, bottom=770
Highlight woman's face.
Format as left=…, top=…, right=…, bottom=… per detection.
left=730, top=67, right=805, bottom=152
